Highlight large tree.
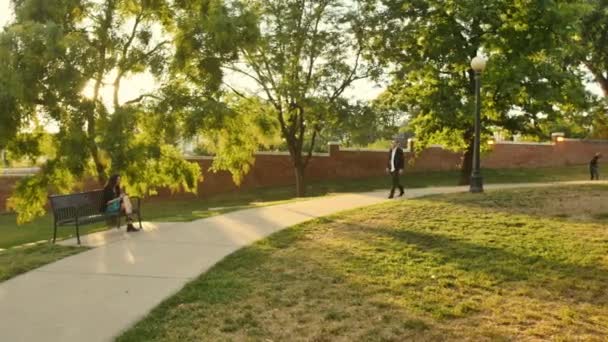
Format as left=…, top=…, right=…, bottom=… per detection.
left=576, top=0, right=608, bottom=137
left=0, top=0, right=253, bottom=222
left=364, top=0, right=590, bottom=184
left=222, top=0, right=378, bottom=196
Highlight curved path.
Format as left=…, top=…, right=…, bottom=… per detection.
left=0, top=181, right=601, bottom=341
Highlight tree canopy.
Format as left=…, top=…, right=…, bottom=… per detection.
left=0, top=0, right=254, bottom=222
left=364, top=0, right=592, bottom=183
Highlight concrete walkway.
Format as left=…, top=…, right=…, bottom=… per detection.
left=0, top=181, right=602, bottom=341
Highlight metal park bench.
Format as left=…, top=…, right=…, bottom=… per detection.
left=48, top=190, right=142, bottom=245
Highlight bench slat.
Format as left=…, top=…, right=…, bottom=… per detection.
left=49, top=190, right=105, bottom=221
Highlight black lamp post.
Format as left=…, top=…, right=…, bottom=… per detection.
left=470, top=56, right=487, bottom=193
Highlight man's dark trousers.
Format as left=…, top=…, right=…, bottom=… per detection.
left=591, top=166, right=599, bottom=180
left=390, top=171, right=404, bottom=198
left=387, top=145, right=405, bottom=198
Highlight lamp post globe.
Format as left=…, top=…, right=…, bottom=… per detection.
left=471, top=56, right=487, bottom=72
left=470, top=56, right=486, bottom=193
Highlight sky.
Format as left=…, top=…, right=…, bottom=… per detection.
left=0, top=1, right=9, bottom=26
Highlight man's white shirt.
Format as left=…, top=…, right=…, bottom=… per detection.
left=390, top=147, right=397, bottom=172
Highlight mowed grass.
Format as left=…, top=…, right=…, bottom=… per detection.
left=0, top=165, right=591, bottom=248
left=0, top=244, right=86, bottom=282
left=119, top=184, right=608, bottom=341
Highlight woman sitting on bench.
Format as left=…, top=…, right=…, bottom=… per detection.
left=102, top=174, right=140, bottom=232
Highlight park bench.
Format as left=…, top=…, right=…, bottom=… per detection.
left=48, top=190, right=142, bottom=245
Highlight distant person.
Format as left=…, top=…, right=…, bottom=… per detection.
left=102, top=174, right=139, bottom=232
left=386, top=139, right=405, bottom=198
left=590, top=153, right=601, bottom=180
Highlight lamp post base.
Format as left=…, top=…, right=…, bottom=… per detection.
left=469, top=174, right=484, bottom=193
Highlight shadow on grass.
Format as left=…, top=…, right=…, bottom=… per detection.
left=339, top=220, right=608, bottom=307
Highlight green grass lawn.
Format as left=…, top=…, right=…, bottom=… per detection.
left=0, top=244, right=86, bottom=282
left=0, top=165, right=592, bottom=249
left=118, top=184, right=608, bottom=341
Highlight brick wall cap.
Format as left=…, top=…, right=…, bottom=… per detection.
left=562, top=138, right=608, bottom=144
left=341, top=147, right=388, bottom=152
left=496, top=141, right=553, bottom=146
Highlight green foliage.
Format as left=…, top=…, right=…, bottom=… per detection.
left=365, top=0, right=592, bottom=153
left=537, top=111, right=597, bottom=139
left=119, top=144, right=202, bottom=197
left=0, top=0, right=252, bottom=222
left=590, top=105, right=608, bottom=138
left=320, top=99, right=403, bottom=148
left=204, top=96, right=281, bottom=185
left=173, top=0, right=259, bottom=92
left=362, top=139, right=392, bottom=150
left=2, top=130, right=56, bottom=167
left=7, top=160, right=75, bottom=224
left=6, top=132, right=44, bottom=164
left=0, top=34, right=21, bottom=149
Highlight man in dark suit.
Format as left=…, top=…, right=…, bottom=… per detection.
left=386, top=139, right=405, bottom=198
left=590, top=152, right=601, bottom=180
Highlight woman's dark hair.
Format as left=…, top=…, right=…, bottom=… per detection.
left=106, top=174, right=120, bottom=191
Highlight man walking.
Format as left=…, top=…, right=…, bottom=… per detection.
left=590, top=152, right=601, bottom=180
left=386, top=139, right=405, bottom=198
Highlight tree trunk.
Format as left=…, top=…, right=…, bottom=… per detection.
left=459, top=140, right=474, bottom=185
left=87, top=103, right=106, bottom=186
left=294, top=163, right=305, bottom=197
left=589, top=67, right=608, bottom=97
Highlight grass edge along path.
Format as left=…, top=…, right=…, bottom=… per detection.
left=0, top=244, right=87, bottom=282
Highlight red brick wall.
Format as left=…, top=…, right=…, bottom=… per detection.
left=481, top=140, right=608, bottom=168
left=2, top=138, right=607, bottom=211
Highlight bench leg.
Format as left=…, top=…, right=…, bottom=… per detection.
left=138, top=211, right=142, bottom=229
left=116, top=215, right=120, bottom=229
left=53, top=222, right=57, bottom=244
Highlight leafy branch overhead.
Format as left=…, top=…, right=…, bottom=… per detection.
left=0, top=0, right=256, bottom=223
